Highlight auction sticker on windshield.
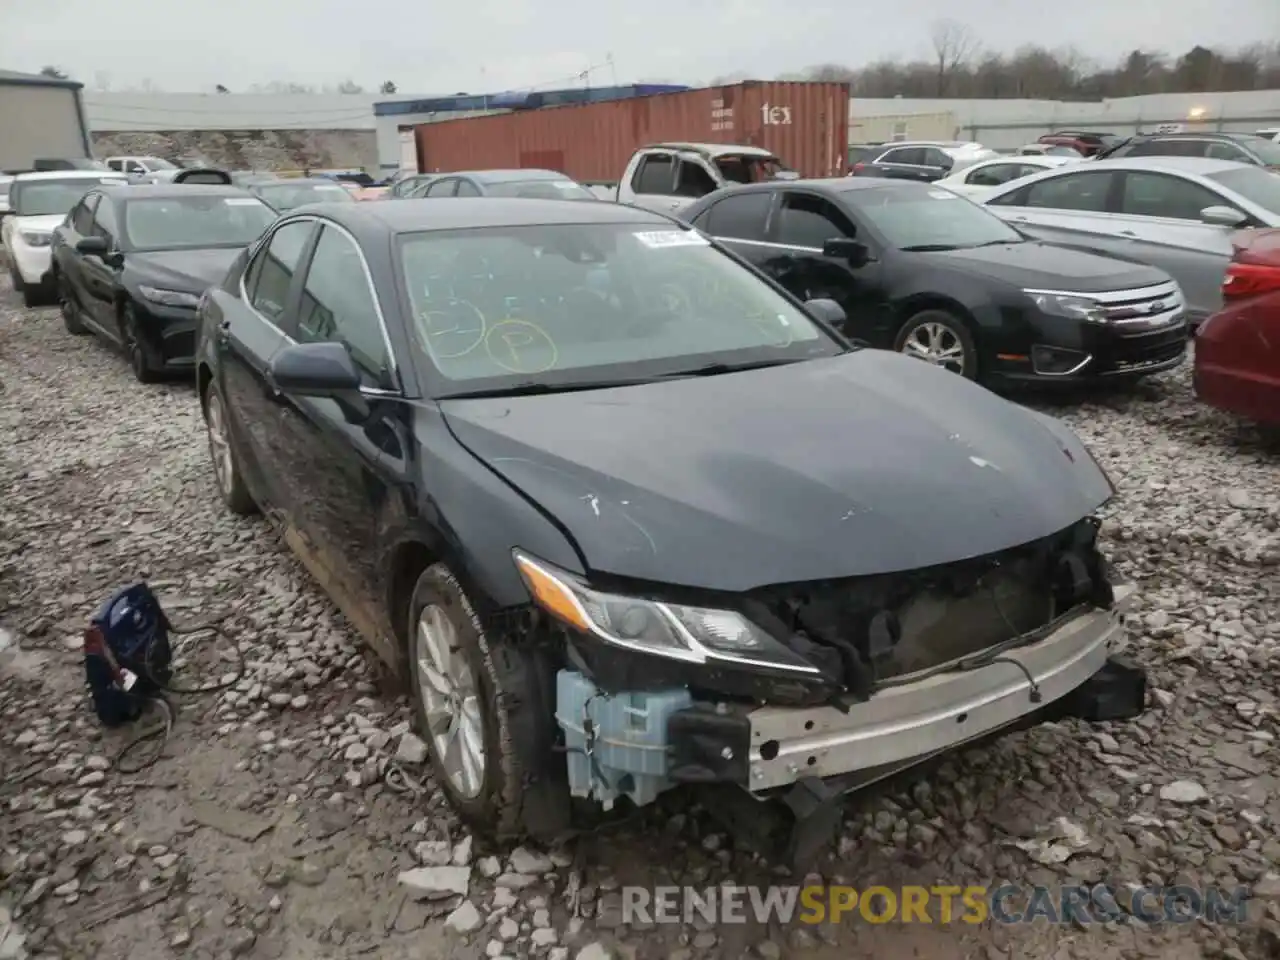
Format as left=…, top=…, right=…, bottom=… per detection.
left=929, top=189, right=961, bottom=199
left=225, top=198, right=264, bottom=206
left=633, top=230, right=710, bottom=248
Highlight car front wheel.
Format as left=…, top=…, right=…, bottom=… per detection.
left=894, top=308, right=979, bottom=379
left=203, top=383, right=256, bottom=515
left=407, top=563, right=565, bottom=839
left=58, top=272, right=87, bottom=334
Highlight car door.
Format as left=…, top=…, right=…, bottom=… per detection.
left=80, top=196, right=126, bottom=336
left=218, top=218, right=317, bottom=509
left=1110, top=170, right=1243, bottom=320
left=871, top=147, right=931, bottom=181
left=57, top=192, right=99, bottom=306
left=627, top=150, right=684, bottom=213
left=272, top=222, right=401, bottom=620
left=766, top=190, right=892, bottom=341
left=985, top=169, right=1127, bottom=255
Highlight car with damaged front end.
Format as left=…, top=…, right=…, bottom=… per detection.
left=194, top=197, right=1147, bottom=869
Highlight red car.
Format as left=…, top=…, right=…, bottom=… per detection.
left=1193, top=229, right=1280, bottom=427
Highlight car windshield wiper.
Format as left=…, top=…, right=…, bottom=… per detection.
left=650, top=358, right=803, bottom=379
left=898, top=243, right=962, bottom=252
left=965, top=238, right=1026, bottom=248
left=439, top=379, right=650, bottom=400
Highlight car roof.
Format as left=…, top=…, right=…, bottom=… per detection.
left=100, top=184, right=259, bottom=200
left=255, top=177, right=343, bottom=187
left=1130, top=132, right=1258, bottom=142
left=442, top=169, right=569, bottom=183
left=648, top=142, right=777, bottom=158
left=284, top=196, right=675, bottom=236
left=14, top=170, right=129, bottom=182
left=1085, top=156, right=1247, bottom=175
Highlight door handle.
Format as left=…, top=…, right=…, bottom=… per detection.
left=1119, top=230, right=1137, bottom=237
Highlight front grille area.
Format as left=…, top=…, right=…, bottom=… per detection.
left=1099, top=281, right=1184, bottom=330
left=745, top=518, right=1112, bottom=699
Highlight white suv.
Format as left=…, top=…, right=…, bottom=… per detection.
left=2, top=171, right=127, bottom=307
left=105, top=156, right=181, bottom=179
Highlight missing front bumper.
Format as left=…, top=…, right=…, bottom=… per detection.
left=742, top=584, right=1136, bottom=792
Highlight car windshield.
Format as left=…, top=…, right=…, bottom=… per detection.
left=1208, top=167, right=1280, bottom=219
left=399, top=222, right=842, bottom=393
left=11, top=178, right=126, bottom=216
left=483, top=179, right=596, bottom=200
left=122, top=195, right=276, bottom=250
left=145, top=158, right=179, bottom=170
left=843, top=185, right=1024, bottom=250
left=257, top=181, right=354, bottom=210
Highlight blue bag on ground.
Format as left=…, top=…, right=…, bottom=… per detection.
left=82, top=583, right=173, bottom=727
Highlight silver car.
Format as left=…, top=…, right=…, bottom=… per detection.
left=980, top=157, right=1280, bottom=324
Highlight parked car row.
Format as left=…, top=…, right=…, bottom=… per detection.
left=1, top=159, right=1273, bottom=867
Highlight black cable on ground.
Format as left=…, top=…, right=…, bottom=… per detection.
left=111, top=617, right=246, bottom=774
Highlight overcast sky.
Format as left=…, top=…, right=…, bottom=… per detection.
left=4, top=0, right=1277, bottom=94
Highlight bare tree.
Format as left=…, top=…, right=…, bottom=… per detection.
left=39, top=65, right=69, bottom=79
left=928, top=19, right=977, bottom=95
left=710, top=70, right=754, bottom=85
left=215, top=84, right=229, bottom=94
left=335, top=79, right=364, bottom=94
left=380, top=80, right=397, bottom=94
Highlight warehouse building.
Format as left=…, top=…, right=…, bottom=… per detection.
left=0, top=69, right=93, bottom=171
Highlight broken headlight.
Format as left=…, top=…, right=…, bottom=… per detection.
left=513, top=551, right=820, bottom=675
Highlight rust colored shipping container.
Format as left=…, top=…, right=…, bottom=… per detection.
left=413, top=81, right=850, bottom=181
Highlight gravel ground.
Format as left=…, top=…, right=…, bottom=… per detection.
left=1, top=275, right=1278, bottom=960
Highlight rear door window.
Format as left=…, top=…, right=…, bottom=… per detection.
left=674, top=159, right=718, bottom=198
left=245, top=220, right=313, bottom=323
left=701, top=191, right=772, bottom=240
left=878, top=147, right=926, bottom=166
left=1017, top=171, right=1116, bottom=212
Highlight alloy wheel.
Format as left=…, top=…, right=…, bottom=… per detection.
left=901, top=321, right=967, bottom=375
left=205, top=391, right=234, bottom=498
left=415, top=604, right=485, bottom=799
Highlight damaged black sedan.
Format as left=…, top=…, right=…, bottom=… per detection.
left=195, top=198, right=1145, bottom=867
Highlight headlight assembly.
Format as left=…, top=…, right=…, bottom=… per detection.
left=138, top=285, right=201, bottom=308
left=513, top=551, right=819, bottom=675
left=19, top=231, right=51, bottom=248
left=1025, top=290, right=1106, bottom=323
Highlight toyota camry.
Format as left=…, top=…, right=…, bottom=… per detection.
left=194, top=197, right=1146, bottom=866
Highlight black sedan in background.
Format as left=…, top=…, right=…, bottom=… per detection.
left=681, top=179, right=1189, bottom=386
left=50, top=183, right=276, bottom=381
left=194, top=197, right=1137, bottom=857
left=245, top=177, right=357, bottom=212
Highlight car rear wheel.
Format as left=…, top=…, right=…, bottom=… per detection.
left=894, top=309, right=978, bottom=379
left=203, top=384, right=256, bottom=515
left=58, top=273, right=87, bottom=335
left=121, top=304, right=158, bottom=383
left=407, top=563, right=565, bottom=839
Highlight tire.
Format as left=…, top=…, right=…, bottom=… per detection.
left=407, top=563, right=567, bottom=840
left=202, top=383, right=256, bottom=515
left=893, top=308, right=979, bottom=380
left=121, top=304, right=159, bottom=383
left=58, top=272, right=87, bottom=335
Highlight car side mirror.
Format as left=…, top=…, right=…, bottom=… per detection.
left=76, top=236, right=109, bottom=256
left=822, top=237, right=870, bottom=267
left=1200, top=205, right=1248, bottom=228
left=269, top=341, right=361, bottom=396
left=804, top=297, right=847, bottom=330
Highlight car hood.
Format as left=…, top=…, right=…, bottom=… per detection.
left=441, top=352, right=1114, bottom=593
left=125, top=247, right=243, bottom=291
left=918, top=240, right=1167, bottom=293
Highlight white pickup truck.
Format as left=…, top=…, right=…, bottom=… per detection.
left=608, top=142, right=798, bottom=215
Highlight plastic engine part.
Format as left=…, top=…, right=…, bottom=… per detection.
left=554, top=669, right=693, bottom=810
